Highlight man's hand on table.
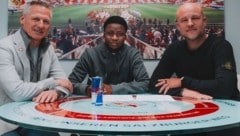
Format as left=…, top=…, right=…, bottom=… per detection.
left=102, top=84, right=112, bottom=94
left=181, top=88, right=213, bottom=100
left=155, top=77, right=182, bottom=94
left=32, top=90, right=60, bottom=103
left=55, top=78, right=73, bottom=93
left=85, top=83, right=112, bottom=97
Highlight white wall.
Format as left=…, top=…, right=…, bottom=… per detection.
left=0, top=0, right=8, bottom=39
left=0, top=0, right=239, bottom=74
left=224, top=0, right=240, bottom=74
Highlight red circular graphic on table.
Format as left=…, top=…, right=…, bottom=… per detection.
left=35, top=97, right=218, bottom=121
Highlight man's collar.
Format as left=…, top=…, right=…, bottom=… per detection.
left=20, top=28, right=31, bottom=48
left=19, top=28, right=49, bottom=50
left=105, top=44, right=124, bottom=54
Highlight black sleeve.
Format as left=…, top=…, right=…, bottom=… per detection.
left=148, top=46, right=176, bottom=94
left=182, top=39, right=239, bottom=99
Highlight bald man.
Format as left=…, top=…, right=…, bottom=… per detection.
left=149, top=3, right=240, bottom=135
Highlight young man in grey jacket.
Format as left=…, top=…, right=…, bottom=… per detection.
left=69, top=16, right=149, bottom=96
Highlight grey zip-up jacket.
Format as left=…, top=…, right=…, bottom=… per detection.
left=69, top=43, right=149, bottom=95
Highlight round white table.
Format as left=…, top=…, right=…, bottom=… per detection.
left=0, top=95, right=240, bottom=135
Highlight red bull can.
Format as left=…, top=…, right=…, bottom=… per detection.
left=91, top=76, right=103, bottom=105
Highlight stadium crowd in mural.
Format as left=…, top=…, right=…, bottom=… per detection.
left=8, top=0, right=224, bottom=60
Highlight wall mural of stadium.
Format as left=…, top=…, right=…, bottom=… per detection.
left=8, top=0, right=224, bottom=60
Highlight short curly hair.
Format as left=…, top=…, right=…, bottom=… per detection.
left=103, top=16, right=128, bottom=32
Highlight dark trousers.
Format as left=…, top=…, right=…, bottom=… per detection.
left=171, top=127, right=240, bottom=136
left=2, top=127, right=60, bottom=136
